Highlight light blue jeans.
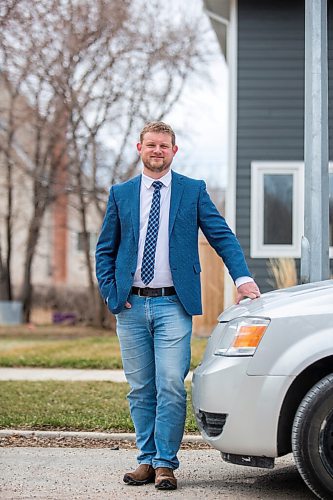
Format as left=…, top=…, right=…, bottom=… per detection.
left=116, top=293, right=192, bottom=470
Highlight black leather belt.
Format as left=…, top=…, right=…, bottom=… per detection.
left=131, top=286, right=176, bottom=297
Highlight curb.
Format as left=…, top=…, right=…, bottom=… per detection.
left=0, top=429, right=203, bottom=444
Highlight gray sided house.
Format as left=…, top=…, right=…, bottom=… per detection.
left=204, top=0, right=333, bottom=303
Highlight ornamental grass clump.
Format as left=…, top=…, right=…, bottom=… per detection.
left=268, top=258, right=298, bottom=289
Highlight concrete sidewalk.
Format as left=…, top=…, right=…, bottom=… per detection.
left=0, top=367, right=193, bottom=382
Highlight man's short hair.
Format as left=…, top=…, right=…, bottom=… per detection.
left=140, top=121, right=176, bottom=146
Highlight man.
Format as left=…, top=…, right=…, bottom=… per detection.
left=95, top=121, right=260, bottom=491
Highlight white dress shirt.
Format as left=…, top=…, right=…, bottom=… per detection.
left=133, top=170, right=173, bottom=287
left=133, top=169, right=253, bottom=289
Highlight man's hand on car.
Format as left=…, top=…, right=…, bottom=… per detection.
left=236, top=282, right=261, bottom=304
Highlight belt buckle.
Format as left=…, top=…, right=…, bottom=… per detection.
left=138, top=288, right=142, bottom=297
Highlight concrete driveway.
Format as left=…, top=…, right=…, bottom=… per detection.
left=0, top=448, right=316, bottom=499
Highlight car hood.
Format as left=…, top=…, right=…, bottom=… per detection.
left=218, top=280, right=333, bottom=321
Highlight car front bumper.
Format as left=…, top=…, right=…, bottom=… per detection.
left=192, top=355, right=295, bottom=458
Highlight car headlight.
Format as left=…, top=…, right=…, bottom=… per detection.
left=214, top=317, right=270, bottom=357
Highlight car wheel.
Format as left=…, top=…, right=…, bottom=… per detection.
left=292, top=374, right=333, bottom=500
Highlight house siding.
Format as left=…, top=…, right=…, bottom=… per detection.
left=236, top=0, right=333, bottom=291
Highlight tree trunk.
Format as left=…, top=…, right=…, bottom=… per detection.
left=5, top=152, right=13, bottom=300
left=21, top=203, right=45, bottom=322
left=0, top=247, right=10, bottom=300
left=78, top=189, right=100, bottom=326
left=0, top=110, right=15, bottom=301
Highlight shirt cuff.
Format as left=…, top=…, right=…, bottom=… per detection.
left=235, top=276, right=254, bottom=288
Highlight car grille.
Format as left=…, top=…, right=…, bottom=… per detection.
left=197, top=410, right=228, bottom=437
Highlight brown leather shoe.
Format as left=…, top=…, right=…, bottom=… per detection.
left=123, top=464, right=155, bottom=486
left=155, top=467, right=177, bottom=490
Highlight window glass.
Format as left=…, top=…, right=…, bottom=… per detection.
left=263, top=174, right=293, bottom=245
left=77, top=232, right=97, bottom=252
left=77, top=232, right=85, bottom=252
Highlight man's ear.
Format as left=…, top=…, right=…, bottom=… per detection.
left=137, top=142, right=142, bottom=153
left=172, top=145, right=178, bottom=155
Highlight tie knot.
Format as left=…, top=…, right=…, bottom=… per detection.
left=152, top=181, right=163, bottom=191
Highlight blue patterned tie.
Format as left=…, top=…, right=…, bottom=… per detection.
left=141, top=181, right=163, bottom=285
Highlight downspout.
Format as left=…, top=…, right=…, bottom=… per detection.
left=301, top=0, right=329, bottom=283
left=206, top=1, right=238, bottom=308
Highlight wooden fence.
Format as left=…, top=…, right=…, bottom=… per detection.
left=193, top=237, right=225, bottom=337
left=30, top=237, right=227, bottom=331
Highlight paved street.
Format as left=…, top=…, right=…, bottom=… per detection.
left=0, top=369, right=316, bottom=498
left=0, top=448, right=315, bottom=499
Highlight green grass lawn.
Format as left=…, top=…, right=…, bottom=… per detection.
left=0, top=327, right=208, bottom=370
left=0, top=381, right=198, bottom=433
left=0, top=336, right=123, bottom=369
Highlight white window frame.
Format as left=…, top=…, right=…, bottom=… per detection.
left=251, top=161, right=304, bottom=258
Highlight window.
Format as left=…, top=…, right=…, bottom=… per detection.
left=263, top=173, right=293, bottom=245
left=252, top=162, right=333, bottom=259
left=77, top=232, right=98, bottom=253
left=251, top=162, right=304, bottom=258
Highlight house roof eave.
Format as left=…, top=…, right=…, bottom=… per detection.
left=203, top=0, right=231, bottom=59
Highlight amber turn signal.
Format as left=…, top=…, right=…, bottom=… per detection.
left=232, top=325, right=268, bottom=348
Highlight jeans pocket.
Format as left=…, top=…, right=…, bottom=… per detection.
left=165, top=295, right=179, bottom=304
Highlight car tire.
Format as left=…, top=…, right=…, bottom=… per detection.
left=292, top=374, right=333, bottom=500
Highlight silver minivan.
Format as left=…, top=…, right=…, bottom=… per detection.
left=192, top=280, right=333, bottom=500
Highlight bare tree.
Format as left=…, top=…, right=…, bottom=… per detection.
left=0, top=0, right=72, bottom=319
left=0, top=60, right=34, bottom=301
left=0, top=0, right=22, bottom=28
left=0, top=0, right=210, bottom=324
left=65, top=0, right=208, bottom=323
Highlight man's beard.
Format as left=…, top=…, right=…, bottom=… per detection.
left=143, top=160, right=171, bottom=173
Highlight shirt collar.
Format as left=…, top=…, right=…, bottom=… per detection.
left=142, top=169, right=172, bottom=189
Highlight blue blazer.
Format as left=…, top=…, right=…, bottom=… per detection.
left=95, top=170, right=250, bottom=316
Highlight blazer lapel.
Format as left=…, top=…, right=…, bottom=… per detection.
left=169, top=171, right=184, bottom=236
left=130, top=175, right=141, bottom=245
